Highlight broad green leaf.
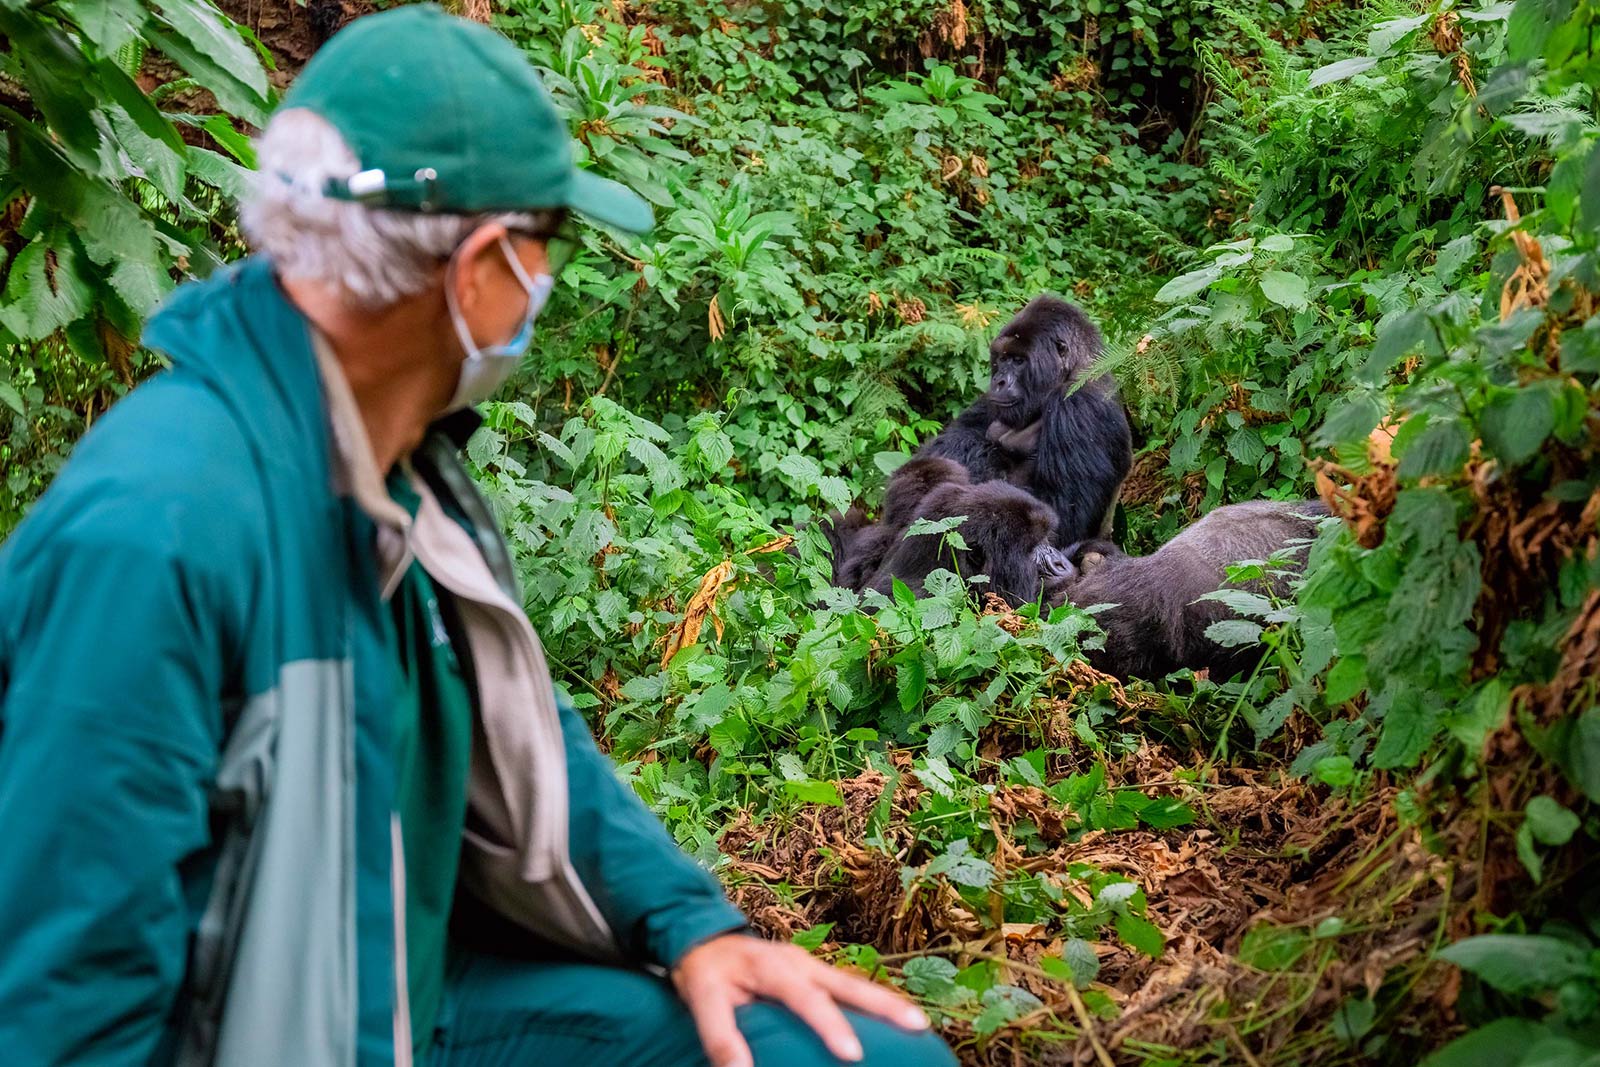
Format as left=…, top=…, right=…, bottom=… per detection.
left=1525, top=795, right=1580, bottom=845
left=147, top=27, right=270, bottom=126
left=1330, top=995, right=1377, bottom=1046
left=1324, top=656, right=1368, bottom=704
left=1420, top=1019, right=1549, bottom=1067
left=791, top=922, right=835, bottom=951
left=1259, top=270, right=1310, bottom=310
left=1115, top=912, right=1166, bottom=958
left=61, top=0, right=146, bottom=54
left=1396, top=416, right=1472, bottom=480
left=1481, top=383, right=1557, bottom=467
left=1313, top=756, right=1355, bottom=787
left=1308, top=56, right=1381, bottom=87
left=973, top=985, right=1043, bottom=1036
left=1060, top=938, right=1100, bottom=989
left=1437, top=934, right=1591, bottom=994
left=785, top=780, right=845, bottom=806
left=1507, top=0, right=1574, bottom=63
left=1154, top=266, right=1221, bottom=303
left=1204, top=618, right=1263, bottom=649
left=156, top=0, right=269, bottom=98
left=0, top=238, right=93, bottom=340
left=1314, top=392, right=1384, bottom=447
left=1240, top=924, right=1310, bottom=970
left=1137, top=796, right=1195, bottom=829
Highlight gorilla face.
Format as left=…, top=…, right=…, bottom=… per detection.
left=986, top=295, right=1081, bottom=429
left=987, top=329, right=1051, bottom=428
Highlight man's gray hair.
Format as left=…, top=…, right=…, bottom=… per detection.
left=241, top=109, right=551, bottom=307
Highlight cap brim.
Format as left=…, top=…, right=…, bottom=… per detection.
left=566, top=169, right=654, bottom=234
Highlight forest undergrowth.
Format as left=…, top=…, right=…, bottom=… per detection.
left=5, top=1, right=1600, bottom=1064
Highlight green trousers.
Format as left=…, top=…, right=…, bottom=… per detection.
left=422, top=949, right=958, bottom=1067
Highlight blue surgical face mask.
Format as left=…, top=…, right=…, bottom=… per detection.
left=443, top=234, right=554, bottom=413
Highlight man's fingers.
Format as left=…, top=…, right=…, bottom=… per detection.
left=816, top=964, right=932, bottom=1032
left=685, top=987, right=754, bottom=1067
left=775, top=980, right=865, bottom=1062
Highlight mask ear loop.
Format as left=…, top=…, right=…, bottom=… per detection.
left=497, top=234, right=556, bottom=318
left=442, top=247, right=480, bottom=360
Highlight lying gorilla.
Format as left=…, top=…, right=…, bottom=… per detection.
left=824, top=457, right=1065, bottom=606
left=1049, top=500, right=1329, bottom=679
left=865, top=475, right=1061, bottom=606
left=917, top=295, right=1132, bottom=546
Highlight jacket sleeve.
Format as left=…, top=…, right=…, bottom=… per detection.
left=0, top=521, right=235, bottom=1065
left=554, top=693, right=750, bottom=968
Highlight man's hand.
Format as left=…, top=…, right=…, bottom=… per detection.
left=672, top=933, right=931, bottom=1067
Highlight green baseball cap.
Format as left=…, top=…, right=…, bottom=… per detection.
left=282, top=3, right=652, bottom=233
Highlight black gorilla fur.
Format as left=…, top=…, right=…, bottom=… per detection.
left=1050, top=500, right=1328, bottom=679
left=819, top=454, right=991, bottom=589
left=917, top=295, right=1132, bottom=547
left=858, top=458, right=1064, bottom=606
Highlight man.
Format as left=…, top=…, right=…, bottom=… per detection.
left=0, top=8, right=955, bottom=1067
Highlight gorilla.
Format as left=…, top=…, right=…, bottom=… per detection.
left=859, top=458, right=1067, bottom=606
left=917, top=295, right=1132, bottom=547
left=1049, top=500, right=1329, bottom=679
left=820, top=455, right=989, bottom=589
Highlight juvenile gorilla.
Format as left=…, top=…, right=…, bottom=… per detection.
left=918, top=295, right=1132, bottom=546
left=1051, top=500, right=1327, bottom=679
left=821, top=456, right=988, bottom=589
left=862, top=458, right=1065, bottom=606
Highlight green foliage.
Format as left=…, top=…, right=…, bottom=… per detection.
left=7, top=0, right=1600, bottom=1060
left=0, top=0, right=268, bottom=527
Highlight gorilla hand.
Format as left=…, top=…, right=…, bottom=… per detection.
left=986, top=418, right=1043, bottom=457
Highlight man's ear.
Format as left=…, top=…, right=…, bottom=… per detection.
left=449, top=221, right=510, bottom=321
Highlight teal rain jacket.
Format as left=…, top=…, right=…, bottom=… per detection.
left=0, top=258, right=746, bottom=1067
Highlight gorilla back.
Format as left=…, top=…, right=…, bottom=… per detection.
left=918, top=295, right=1132, bottom=547
left=1056, top=500, right=1328, bottom=679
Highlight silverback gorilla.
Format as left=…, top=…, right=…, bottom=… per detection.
left=916, top=295, right=1132, bottom=547
left=1049, top=500, right=1328, bottom=679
